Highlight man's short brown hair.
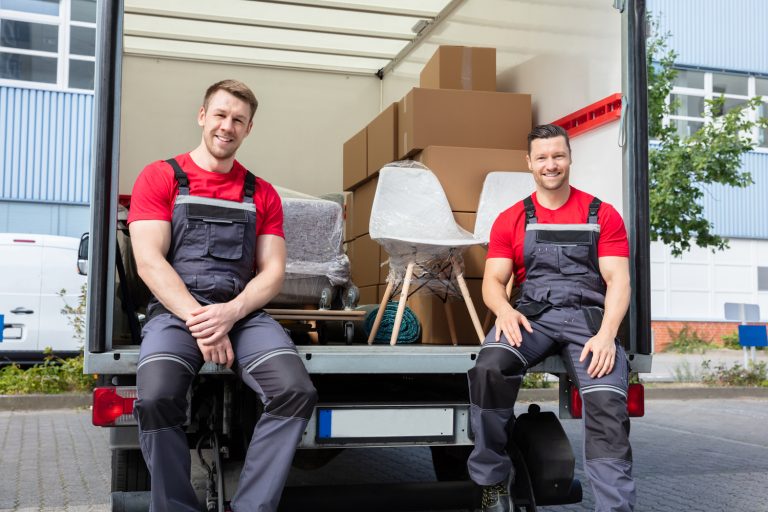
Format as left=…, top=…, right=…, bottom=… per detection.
left=527, top=124, right=571, bottom=154
left=203, top=79, right=259, bottom=121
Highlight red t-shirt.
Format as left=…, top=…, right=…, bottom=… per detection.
left=487, top=186, right=629, bottom=285
left=127, top=153, right=284, bottom=240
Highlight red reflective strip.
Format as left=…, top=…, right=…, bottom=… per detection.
left=570, top=384, right=583, bottom=419
left=13, top=239, right=37, bottom=243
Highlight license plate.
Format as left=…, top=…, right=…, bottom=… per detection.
left=316, top=407, right=455, bottom=442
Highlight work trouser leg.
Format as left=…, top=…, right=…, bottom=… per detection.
left=229, top=311, right=318, bottom=512
left=134, top=314, right=203, bottom=512
left=466, top=326, right=558, bottom=486
left=561, top=339, right=635, bottom=512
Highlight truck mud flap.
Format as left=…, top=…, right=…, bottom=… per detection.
left=511, top=405, right=582, bottom=507
left=110, top=491, right=150, bottom=512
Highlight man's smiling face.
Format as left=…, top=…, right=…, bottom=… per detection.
left=198, top=89, right=253, bottom=161
left=526, top=135, right=572, bottom=193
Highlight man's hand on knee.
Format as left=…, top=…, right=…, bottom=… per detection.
left=495, top=308, right=532, bottom=347
left=579, top=333, right=616, bottom=378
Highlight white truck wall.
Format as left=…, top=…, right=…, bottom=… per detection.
left=119, top=57, right=380, bottom=196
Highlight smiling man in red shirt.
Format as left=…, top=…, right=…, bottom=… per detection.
left=128, top=80, right=316, bottom=512
left=468, top=124, right=635, bottom=512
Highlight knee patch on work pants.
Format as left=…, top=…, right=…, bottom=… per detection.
left=245, top=352, right=318, bottom=420
left=582, top=389, right=632, bottom=462
left=135, top=358, right=194, bottom=431
left=468, top=344, right=527, bottom=410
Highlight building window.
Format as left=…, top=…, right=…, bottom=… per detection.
left=665, top=68, right=768, bottom=149
left=0, top=0, right=96, bottom=92
left=759, top=267, right=768, bottom=292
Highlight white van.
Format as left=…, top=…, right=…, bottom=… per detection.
left=0, top=233, right=87, bottom=363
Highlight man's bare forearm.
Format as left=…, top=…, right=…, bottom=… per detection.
left=483, top=277, right=515, bottom=317
left=137, top=258, right=201, bottom=322
left=598, top=274, right=630, bottom=339
left=228, top=269, right=284, bottom=320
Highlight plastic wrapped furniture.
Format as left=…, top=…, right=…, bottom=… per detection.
left=270, top=197, right=354, bottom=310
left=473, top=171, right=534, bottom=329
left=368, top=163, right=485, bottom=345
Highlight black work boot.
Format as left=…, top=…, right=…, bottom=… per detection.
left=480, top=479, right=514, bottom=512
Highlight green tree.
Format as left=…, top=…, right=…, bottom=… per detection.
left=647, top=15, right=768, bottom=256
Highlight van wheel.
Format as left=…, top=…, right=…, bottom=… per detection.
left=112, top=449, right=150, bottom=492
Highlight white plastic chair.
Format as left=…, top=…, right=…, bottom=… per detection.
left=472, top=171, right=534, bottom=329
left=368, top=164, right=485, bottom=345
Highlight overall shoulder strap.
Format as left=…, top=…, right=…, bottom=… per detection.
left=523, top=195, right=538, bottom=225
left=243, top=171, right=256, bottom=204
left=165, top=158, right=189, bottom=195
left=587, top=197, right=602, bottom=224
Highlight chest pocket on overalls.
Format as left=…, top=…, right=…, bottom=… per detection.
left=535, top=229, right=593, bottom=275
left=186, top=203, right=247, bottom=261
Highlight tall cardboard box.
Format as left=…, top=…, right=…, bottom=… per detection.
left=367, top=103, right=398, bottom=177
left=420, top=46, right=496, bottom=92
left=350, top=177, right=377, bottom=240
left=343, top=128, right=367, bottom=191
left=398, top=88, right=531, bottom=159
left=415, top=147, right=530, bottom=212
left=349, top=234, right=381, bottom=288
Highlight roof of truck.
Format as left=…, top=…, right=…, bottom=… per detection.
left=122, top=0, right=617, bottom=78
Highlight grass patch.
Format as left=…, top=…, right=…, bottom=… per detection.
left=0, top=350, right=94, bottom=395
left=522, top=373, right=554, bottom=389
left=666, top=325, right=712, bottom=353
left=672, top=361, right=702, bottom=383
left=701, top=360, right=768, bottom=387
left=721, top=332, right=740, bottom=350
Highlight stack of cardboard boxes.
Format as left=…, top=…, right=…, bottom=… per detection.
left=343, top=46, right=532, bottom=344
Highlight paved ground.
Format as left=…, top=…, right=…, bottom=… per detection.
left=1, top=396, right=767, bottom=512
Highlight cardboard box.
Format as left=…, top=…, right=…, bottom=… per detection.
left=367, top=103, right=398, bottom=176
left=343, top=127, right=367, bottom=191
left=349, top=234, right=381, bottom=288
left=398, top=88, right=531, bottom=159
left=420, top=46, right=496, bottom=92
left=358, top=285, right=379, bottom=306
left=405, top=279, right=488, bottom=345
left=350, top=177, right=377, bottom=240
left=453, top=212, right=486, bottom=278
left=415, top=146, right=530, bottom=212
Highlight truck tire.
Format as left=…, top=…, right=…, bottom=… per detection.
left=430, top=446, right=472, bottom=481
left=112, top=449, right=150, bottom=492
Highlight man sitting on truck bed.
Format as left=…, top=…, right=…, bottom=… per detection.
left=127, top=79, right=317, bottom=512
left=467, top=124, right=635, bottom=512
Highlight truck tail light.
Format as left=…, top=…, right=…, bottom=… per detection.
left=92, top=387, right=138, bottom=426
left=569, top=383, right=645, bottom=419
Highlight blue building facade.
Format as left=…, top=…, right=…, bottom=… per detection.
left=649, top=0, right=768, bottom=321
left=0, top=0, right=95, bottom=237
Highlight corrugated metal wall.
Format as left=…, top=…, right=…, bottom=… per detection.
left=649, top=0, right=768, bottom=74
left=701, top=152, right=768, bottom=239
left=0, top=86, right=93, bottom=205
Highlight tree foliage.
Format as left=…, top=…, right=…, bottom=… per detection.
left=647, top=15, right=768, bottom=256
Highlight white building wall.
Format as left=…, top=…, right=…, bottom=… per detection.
left=651, top=239, right=768, bottom=321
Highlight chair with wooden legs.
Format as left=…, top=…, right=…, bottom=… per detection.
left=472, top=171, right=534, bottom=333
left=366, top=164, right=485, bottom=346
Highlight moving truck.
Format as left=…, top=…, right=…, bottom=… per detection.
left=82, top=1, right=653, bottom=510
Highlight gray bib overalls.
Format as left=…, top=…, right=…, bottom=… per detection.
left=467, top=195, right=635, bottom=512
left=133, top=158, right=317, bottom=512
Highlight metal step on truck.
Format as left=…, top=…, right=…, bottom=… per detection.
left=81, top=1, right=653, bottom=510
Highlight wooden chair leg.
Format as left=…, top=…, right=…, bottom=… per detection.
left=452, top=260, right=484, bottom=344
left=444, top=301, right=458, bottom=346
left=390, top=262, right=415, bottom=346
left=368, top=280, right=394, bottom=345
